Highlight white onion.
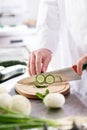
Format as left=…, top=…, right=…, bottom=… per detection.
left=0, top=93, right=12, bottom=108
left=10, top=95, right=31, bottom=115
left=0, top=86, right=8, bottom=94
left=43, top=93, right=65, bottom=108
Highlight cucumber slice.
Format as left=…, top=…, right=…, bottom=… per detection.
left=36, top=74, right=45, bottom=84
left=35, top=84, right=48, bottom=88
left=45, top=74, right=55, bottom=84
left=55, top=75, right=62, bottom=82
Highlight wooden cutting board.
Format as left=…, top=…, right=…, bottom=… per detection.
left=15, top=77, right=70, bottom=99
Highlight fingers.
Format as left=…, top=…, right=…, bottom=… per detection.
left=41, top=56, right=51, bottom=72
left=35, top=54, right=42, bottom=74
left=77, top=61, right=83, bottom=76
left=28, top=52, right=36, bottom=76
left=28, top=52, right=43, bottom=76
left=77, top=55, right=87, bottom=75
left=28, top=55, right=31, bottom=75
left=28, top=49, right=52, bottom=76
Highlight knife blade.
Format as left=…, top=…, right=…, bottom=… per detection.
left=28, top=63, right=87, bottom=84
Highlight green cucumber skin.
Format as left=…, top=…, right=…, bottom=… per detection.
left=36, top=74, right=55, bottom=85
left=0, top=60, right=27, bottom=67
left=45, top=74, right=55, bottom=84
left=36, top=74, right=45, bottom=84
left=35, top=84, right=48, bottom=88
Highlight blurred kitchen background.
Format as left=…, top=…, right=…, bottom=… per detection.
left=0, top=0, right=40, bottom=25
left=0, top=0, right=60, bottom=83
left=0, top=0, right=40, bottom=61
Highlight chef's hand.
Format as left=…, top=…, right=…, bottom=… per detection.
left=77, top=54, right=87, bottom=75
left=28, top=48, right=52, bottom=76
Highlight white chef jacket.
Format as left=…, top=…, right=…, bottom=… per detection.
left=33, top=0, right=87, bottom=104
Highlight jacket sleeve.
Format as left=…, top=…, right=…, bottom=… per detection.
left=33, top=0, right=60, bottom=54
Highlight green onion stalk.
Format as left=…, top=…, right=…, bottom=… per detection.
left=0, top=106, right=60, bottom=130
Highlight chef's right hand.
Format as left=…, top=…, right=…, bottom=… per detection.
left=77, top=54, right=87, bottom=75
left=28, top=48, right=52, bottom=76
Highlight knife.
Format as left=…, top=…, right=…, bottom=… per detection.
left=28, top=63, right=87, bottom=84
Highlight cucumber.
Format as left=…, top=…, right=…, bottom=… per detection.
left=55, top=75, right=62, bottom=82
left=45, top=74, right=55, bottom=84
left=0, top=60, right=27, bottom=67
left=35, top=84, right=48, bottom=88
left=36, top=74, right=55, bottom=85
left=36, top=74, right=45, bottom=84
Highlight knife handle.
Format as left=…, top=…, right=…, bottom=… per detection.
left=82, top=62, right=87, bottom=71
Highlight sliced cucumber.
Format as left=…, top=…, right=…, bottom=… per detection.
left=55, top=75, right=62, bottom=82
left=35, top=84, right=48, bottom=88
left=45, top=74, right=55, bottom=84
left=36, top=74, right=45, bottom=84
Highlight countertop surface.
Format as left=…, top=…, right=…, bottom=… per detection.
left=1, top=72, right=87, bottom=119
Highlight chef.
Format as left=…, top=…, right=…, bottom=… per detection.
left=28, top=0, right=87, bottom=105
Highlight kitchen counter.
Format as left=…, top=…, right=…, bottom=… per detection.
left=1, top=72, right=87, bottom=119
